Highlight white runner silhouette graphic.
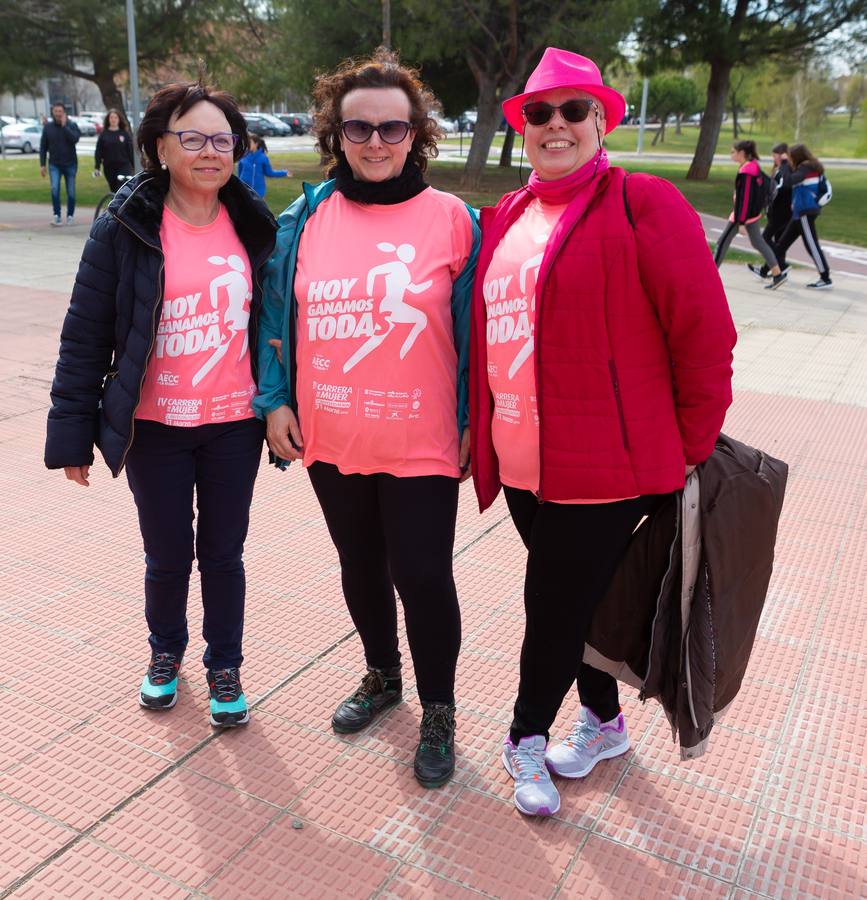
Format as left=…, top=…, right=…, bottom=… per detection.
left=343, top=242, right=432, bottom=373
left=508, top=234, right=547, bottom=380
left=192, top=255, right=252, bottom=387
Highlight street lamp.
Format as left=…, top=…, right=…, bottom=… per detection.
left=126, top=0, right=142, bottom=166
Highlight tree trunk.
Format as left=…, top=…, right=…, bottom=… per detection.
left=675, top=113, right=682, bottom=135
left=461, top=75, right=502, bottom=190
left=731, top=99, right=739, bottom=139
left=688, top=60, right=733, bottom=180
left=93, top=66, right=126, bottom=113
left=499, top=125, right=516, bottom=167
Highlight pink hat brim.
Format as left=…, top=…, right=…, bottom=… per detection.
left=503, top=84, right=626, bottom=136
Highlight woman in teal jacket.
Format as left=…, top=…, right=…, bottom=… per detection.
left=253, top=49, right=479, bottom=790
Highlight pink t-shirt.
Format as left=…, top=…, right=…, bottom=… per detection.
left=137, top=205, right=256, bottom=427
left=485, top=198, right=566, bottom=494
left=294, top=188, right=472, bottom=477
left=484, top=197, right=634, bottom=503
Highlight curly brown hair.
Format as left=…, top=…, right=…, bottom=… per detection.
left=312, top=47, right=442, bottom=176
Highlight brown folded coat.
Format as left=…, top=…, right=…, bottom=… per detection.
left=585, top=433, right=789, bottom=759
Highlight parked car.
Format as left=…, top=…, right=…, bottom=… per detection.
left=0, top=122, right=42, bottom=153
left=432, top=115, right=458, bottom=134
left=243, top=113, right=279, bottom=136
left=257, top=113, right=292, bottom=136
left=456, top=110, right=477, bottom=132
left=277, top=112, right=313, bottom=135
left=70, top=116, right=97, bottom=136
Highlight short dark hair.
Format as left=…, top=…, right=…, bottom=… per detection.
left=51, top=102, right=65, bottom=111
left=772, top=142, right=788, bottom=155
left=733, top=139, right=759, bottom=161
left=312, top=46, right=442, bottom=176
left=137, top=80, right=248, bottom=175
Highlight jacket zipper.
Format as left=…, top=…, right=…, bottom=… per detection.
left=113, top=212, right=164, bottom=475
left=638, top=498, right=680, bottom=701
left=608, top=359, right=630, bottom=450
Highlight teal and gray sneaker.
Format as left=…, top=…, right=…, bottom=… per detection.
left=207, top=667, right=249, bottom=727
left=501, top=734, right=561, bottom=817
left=139, top=651, right=182, bottom=710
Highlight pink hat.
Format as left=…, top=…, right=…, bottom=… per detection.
left=503, top=48, right=626, bottom=136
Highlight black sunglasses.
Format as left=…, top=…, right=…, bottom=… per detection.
left=341, top=120, right=412, bottom=145
left=522, top=99, right=596, bottom=127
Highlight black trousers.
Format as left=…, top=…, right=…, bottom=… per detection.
left=504, top=487, right=661, bottom=743
left=307, top=462, right=461, bottom=704
left=125, top=418, right=265, bottom=669
left=771, top=214, right=830, bottom=278
left=762, top=208, right=790, bottom=247
left=104, top=163, right=133, bottom=193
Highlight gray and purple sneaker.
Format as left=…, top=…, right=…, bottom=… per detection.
left=501, top=734, right=561, bottom=817
left=546, top=707, right=630, bottom=778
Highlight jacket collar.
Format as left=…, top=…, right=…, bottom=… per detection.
left=109, top=172, right=277, bottom=263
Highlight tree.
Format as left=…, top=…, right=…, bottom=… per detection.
left=637, top=0, right=867, bottom=179
left=844, top=73, right=867, bottom=126
left=626, top=72, right=700, bottom=144
left=0, top=0, right=219, bottom=112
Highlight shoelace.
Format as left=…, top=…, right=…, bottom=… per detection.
left=212, top=668, right=242, bottom=702
left=564, top=718, right=600, bottom=750
left=148, top=653, right=179, bottom=685
left=419, top=706, right=454, bottom=750
left=349, top=669, right=386, bottom=704
left=511, top=742, right=548, bottom=783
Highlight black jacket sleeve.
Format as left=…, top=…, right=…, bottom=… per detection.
left=39, top=128, right=48, bottom=167
left=45, top=215, right=120, bottom=469
left=733, top=172, right=749, bottom=225
left=94, top=132, right=104, bottom=171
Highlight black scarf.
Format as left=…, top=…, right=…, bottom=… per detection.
left=333, top=157, right=428, bottom=205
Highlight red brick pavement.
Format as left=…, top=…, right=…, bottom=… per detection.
left=1, top=278, right=866, bottom=899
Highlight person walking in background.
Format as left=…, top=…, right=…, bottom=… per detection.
left=713, top=140, right=786, bottom=289
left=255, top=48, right=479, bottom=789
left=768, top=143, right=832, bottom=290
left=749, top=142, right=793, bottom=281
left=93, top=108, right=135, bottom=191
left=39, top=102, right=80, bottom=226
left=45, top=80, right=277, bottom=728
left=470, top=47, right=736, bottom=818
left=237, top=135, right=290, bottom=198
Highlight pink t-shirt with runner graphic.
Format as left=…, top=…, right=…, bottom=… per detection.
left=137, top=204, right=257, bottom=427
left=485, top=198, right=566, bottom=494
left=294, top=188, right=472, bottom=477
left=484, top=197, right=634, bottom=503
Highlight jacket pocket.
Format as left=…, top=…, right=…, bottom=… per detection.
left=608, top=360, right=630, bottom=450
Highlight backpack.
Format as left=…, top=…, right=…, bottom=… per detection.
left=817, top=174, right=832, bottom=207
left=753, top=168, right=772, bottom=214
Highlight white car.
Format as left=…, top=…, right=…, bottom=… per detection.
left=432, top=115, right=458, bottom=134
left=0, top=122, right=42, bottom=153
left=70, top=116, right=97, bottom=136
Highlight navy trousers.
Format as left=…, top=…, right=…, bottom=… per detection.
left=125, top=417, right=265, bottom=669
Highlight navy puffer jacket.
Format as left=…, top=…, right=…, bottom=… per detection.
left=45, top=172, right=277, bottom=476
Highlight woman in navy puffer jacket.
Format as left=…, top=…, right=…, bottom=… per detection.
left=45, top=80, right=276, bottom=728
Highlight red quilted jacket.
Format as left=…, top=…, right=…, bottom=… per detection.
left=470, top=167, right=736, bottom=511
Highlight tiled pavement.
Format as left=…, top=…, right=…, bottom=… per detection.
left=1, top=205, right=866, bottom=898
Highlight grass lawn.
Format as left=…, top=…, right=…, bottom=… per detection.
left=2, top=149, right=863, bottom=247
left=442, top=113, right=866, bottom=160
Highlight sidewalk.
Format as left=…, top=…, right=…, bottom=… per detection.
left=1, top=204, right=865, bottom=899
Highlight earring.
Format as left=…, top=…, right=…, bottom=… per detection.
left=160, top=160, right=167, bottom=170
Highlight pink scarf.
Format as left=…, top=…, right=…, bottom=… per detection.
left=528, top=149, right=610, bottom=204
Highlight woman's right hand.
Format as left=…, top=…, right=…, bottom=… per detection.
left=266, top=404, right=304, bottom=461
left=64, top=465, right=90, bottom=486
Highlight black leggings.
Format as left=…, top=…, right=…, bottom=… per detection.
left=771, top=214, right=830, bottom=278
left=504, top=488, right=661, bottom=743
left=307, top=462, right=461, bottom=704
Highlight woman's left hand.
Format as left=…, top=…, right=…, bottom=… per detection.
left=686, top=464, right=697, bottom=477
left=459, top=427, right=471, bottom=482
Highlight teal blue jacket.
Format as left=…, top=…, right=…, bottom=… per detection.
left=252, top=180, right=481, bottom=460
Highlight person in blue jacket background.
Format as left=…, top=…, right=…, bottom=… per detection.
left=237, top=135, right=290, bottom=197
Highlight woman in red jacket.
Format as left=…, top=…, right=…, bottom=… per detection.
left=469, top=48, right=737, bottom=818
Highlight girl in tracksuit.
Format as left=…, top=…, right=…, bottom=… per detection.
left=714, top=140, right=786, bottom=289
left=237, top=135, right=290, bottom=197
left=769, top=143, right=832, bottom=289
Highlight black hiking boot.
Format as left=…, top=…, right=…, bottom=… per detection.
left=414, top=702, right=456, bottom=788
left=331, top=665, right=402, bottom=733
